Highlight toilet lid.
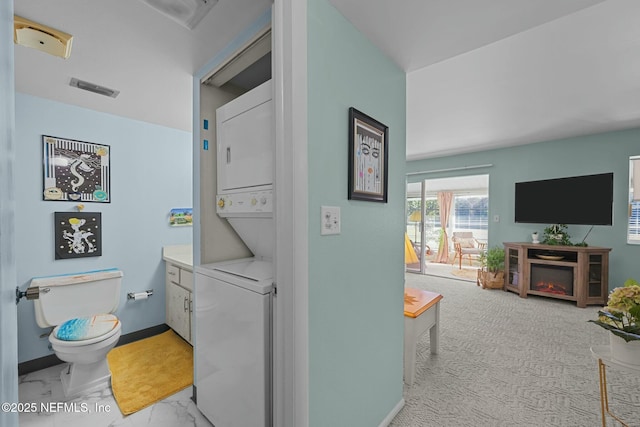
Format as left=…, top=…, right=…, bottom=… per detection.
left=55, top=314, right=119, bottom=341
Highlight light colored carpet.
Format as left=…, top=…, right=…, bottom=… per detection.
left=392, top=273, right=640, bottom=427
left=107, top=329, right=193, bottom=415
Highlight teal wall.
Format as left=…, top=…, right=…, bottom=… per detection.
left=407, top=128, right=640, bottom=288
left=15, top=94, right=192, bottom=363
left=307, top=1, right=406, bottom=425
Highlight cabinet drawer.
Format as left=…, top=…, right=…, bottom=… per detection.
left=167, top=264, right=180, bottom=285
left=180, top=269, right=193, bottom=292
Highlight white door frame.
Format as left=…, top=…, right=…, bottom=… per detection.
left=273, top=0, right=309, bottom=426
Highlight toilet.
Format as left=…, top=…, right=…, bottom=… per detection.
left=30, top=268, right=123, bottom=398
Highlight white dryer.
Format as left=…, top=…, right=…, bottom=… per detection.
left=216, top=79, right=272, bottom=195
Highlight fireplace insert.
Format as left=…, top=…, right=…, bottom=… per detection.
left=530, top=264, right=574, bottom=296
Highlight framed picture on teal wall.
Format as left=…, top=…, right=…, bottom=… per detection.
left=43, top=135, right=111, bottom=203
left=348, top=107, right=389, bottom=203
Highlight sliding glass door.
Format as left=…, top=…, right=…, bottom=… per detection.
left=406, top=182, right=424, bottom=273
left=406, top=175, right=489, bottom=274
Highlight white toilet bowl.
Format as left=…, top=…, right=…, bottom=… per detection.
left=50, top=319, right=122, bottom=398
left=50, top=321, right=121, bottom=364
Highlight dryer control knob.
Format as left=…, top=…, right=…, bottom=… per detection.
left=217, top=198, right=225, bottom=208
left=251, top=198, right=257, bottom=206
left=260, top=197, right=267, bottom=205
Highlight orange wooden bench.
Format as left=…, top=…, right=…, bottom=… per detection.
left=403, top=287, right=443, bottom=385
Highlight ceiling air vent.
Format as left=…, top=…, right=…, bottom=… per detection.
left=69, top=78, right=120, bottom=98
left=140, top=0, right=218, bottom=30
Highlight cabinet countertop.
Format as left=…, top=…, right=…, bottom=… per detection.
left=163, top=244, right=193, bottom=271
left=503, top=242, right=611, bottom=251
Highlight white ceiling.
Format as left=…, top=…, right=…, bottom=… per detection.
left=330, top=0, right=640, bottom=159
left=14, top=1, right=640, bottom=160
left=13, top=0, right=272, bottom=132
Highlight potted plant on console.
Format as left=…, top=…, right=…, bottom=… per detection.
left=477, top=246, right=505, bottom=290
left=541, top=224, right=572, bottom=246
left=589, top=278, right=640, bottom=366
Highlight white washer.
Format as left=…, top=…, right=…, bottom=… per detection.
left=195, top=258, right=273, bottom=427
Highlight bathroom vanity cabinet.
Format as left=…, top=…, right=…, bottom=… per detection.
left=163, top=245, right=193, bottom=344
left=166, top=263, right=193, bottom=344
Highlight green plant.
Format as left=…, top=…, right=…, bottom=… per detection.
left=542, top=224, right=572, bottom=246
left=478, top=250, right=486, bottom=268
left=589, top=278, right=640, bottom=342
left=481, top=246, right=505, bottom=275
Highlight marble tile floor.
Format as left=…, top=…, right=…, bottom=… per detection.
left=18, top=363, right=213, bottom=427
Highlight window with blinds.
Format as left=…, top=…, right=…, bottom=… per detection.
left=629, top=156, right=640, bottom=244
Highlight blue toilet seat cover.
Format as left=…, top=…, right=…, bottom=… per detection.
left=55, top=314, right=119, bottom=341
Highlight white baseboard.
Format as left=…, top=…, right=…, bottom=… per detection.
left=378, top=398, right=405, bottom=427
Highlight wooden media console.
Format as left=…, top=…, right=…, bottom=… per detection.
left=503, top=242, right=611, bottom=308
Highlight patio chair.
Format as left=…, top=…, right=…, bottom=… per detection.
left=450, top=232, right=486, bottom=269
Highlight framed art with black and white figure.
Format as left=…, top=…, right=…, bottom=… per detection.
left=348, top=107, right=389, bottom=203
left=54, top=212, right=102, bottom=259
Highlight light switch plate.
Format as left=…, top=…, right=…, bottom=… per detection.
left=321, top=206, right=341, bottom=235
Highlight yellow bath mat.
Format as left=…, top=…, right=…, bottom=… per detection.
left=107, top=329, right=193, bottom=415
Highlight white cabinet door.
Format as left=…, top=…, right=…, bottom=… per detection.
left=167, top=281, right=191, bottom=343
left=166, top=263, right=193, bottom=344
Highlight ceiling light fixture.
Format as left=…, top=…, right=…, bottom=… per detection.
left=69, top=78, right=120, bottom=98
left=14, top=15, right=73, bottom=59
left=139, top=0, right=218, bottom=30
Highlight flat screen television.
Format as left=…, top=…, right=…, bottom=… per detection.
left=514, top=173, right=613, bottom=225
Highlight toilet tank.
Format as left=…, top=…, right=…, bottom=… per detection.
left=30, top=268, right=123, bottom=328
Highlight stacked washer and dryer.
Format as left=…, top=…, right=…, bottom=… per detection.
left=195, top=80, right=274, bottom=427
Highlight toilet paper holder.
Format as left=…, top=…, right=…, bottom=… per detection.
left=127, top=289, right=153, bottom=300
